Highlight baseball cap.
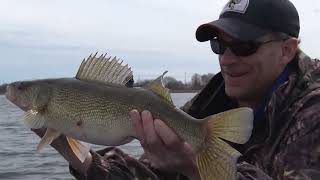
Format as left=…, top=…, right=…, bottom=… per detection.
left=196, top=0, right=300, bottom=42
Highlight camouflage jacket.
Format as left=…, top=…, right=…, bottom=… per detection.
left=70, top=51, right=320, bottom=180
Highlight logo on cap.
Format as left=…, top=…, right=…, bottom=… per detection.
left=221, top=0, right=249, bottom=15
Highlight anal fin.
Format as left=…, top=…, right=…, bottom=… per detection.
left=66, top=137, right=90, bottom=163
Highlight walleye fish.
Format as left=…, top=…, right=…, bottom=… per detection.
left=1, top=53, right=253, bottom=180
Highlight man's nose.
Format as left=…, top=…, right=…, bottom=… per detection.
left=219, top=48, right=238, bottom=65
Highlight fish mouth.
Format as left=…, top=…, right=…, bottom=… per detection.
left=5, top=85, right=31, bottom=111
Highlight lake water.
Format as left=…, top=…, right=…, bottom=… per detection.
left=0, top=93, right=195, bottom=180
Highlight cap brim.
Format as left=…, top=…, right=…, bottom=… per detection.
left=196, top=18, right=269, bottom=42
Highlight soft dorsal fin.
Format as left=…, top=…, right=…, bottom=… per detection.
left=75, top=53, right=133, bottom=86
left=144, top=71, right=173, bottom=105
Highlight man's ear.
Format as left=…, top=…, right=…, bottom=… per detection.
left=280, top=38, right=299, bottom=65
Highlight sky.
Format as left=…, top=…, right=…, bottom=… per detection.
left=0, top=0, right=319, bottom=83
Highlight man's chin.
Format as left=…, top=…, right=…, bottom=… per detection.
left=225, top=87, right=251, bottom=100
left=225, top=86, right=243, bottom=98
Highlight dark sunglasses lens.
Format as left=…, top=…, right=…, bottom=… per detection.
left=231, top=42, right=259, bottom=56
left=210, top=39, right=260, bottom=56
left=210, top=39, right=225, bottom=55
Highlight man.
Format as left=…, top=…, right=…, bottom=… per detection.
left=34, top=0, right=320, bottom=179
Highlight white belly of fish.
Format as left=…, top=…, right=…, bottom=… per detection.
left=47, top=116, right=136, bottom=146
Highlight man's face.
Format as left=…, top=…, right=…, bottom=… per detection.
left=218, top=33, right=288, bottom=104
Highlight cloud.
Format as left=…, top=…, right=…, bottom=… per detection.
left=0, top=0, right=319, bottom=82
left=0, top=0, right=225, bottom=51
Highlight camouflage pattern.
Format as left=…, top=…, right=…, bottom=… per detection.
left=69, top=50, right=320, bottom=180
left=235, top=50, right=320, bottom=180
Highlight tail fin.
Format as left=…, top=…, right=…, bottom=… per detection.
left=196, top=107, right=253, bottom=180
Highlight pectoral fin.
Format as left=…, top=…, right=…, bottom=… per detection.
left=36, top=128, right=61, bottom=152
left=66, top=137, right=90, bottom=163
left=24, top=110, right=45, bottom=129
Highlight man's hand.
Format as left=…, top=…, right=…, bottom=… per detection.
left=129, top=109, right=201, bottom=180
left=31, top=128, right=92, bottom=174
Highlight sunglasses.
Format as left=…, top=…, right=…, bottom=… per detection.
left=210, top=38, right=286, bottom=57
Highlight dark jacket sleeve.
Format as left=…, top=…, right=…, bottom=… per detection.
left=69, top=147, right=186, bottom=180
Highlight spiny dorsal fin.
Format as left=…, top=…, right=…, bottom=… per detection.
left=144, top=71, right=173, bottom=105
left=75, top=53, right=133, bottom=86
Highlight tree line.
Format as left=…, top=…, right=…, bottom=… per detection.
left=134, top=73, right=215, bottom=92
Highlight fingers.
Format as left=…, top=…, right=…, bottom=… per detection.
left=130, top=109, right=167, bottom=154
left=154, top=119, right=181, bottom=149
left=141, top=111, right=163, bottom=149
left=130, top=109, right=164, bottom=149
left=129, top=110, right=196, bottom=173
left=129, top=110, right=145, bottom=143
left=130, top=109, right=181, bottom=150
